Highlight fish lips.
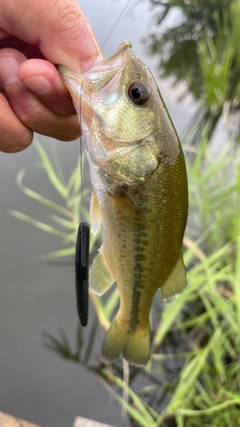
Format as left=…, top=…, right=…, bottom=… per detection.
left=58, top=40, right=133, bottom=115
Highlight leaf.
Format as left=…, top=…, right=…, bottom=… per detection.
left=34, top=140, right=68, bottom=199
left=50, top=214, right=77, bottom=230
left=16, top=169, right=72, bottom=218
left=43, top=246, right=75, bottom=259
left=67, top=156, right=81, bottom=195
left=10, top=210, right=75, bottom=242
left=167, top=347, right=210, bottom=413
left=89, top=292, right=110, bottom=330
left=43, top=328, right=79, bottom=361
left=102, top=371, right=157, bottom=427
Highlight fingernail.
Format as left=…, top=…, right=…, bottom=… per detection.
left=21, top=75, right=52, bottom=95
left=0, top=56, right=19, bottom=84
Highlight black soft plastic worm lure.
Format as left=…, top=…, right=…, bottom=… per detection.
left=75, top=222, right=90, bottom=327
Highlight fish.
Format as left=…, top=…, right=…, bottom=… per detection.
left=58, top=40, right=188, bottom=366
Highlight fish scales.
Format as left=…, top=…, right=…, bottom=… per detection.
left=98, top=154, right=187, bottom=330
left=59, top=40, right=188, bottom=366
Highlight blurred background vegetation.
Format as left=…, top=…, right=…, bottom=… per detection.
left=145, top=0, right=240, bottom=145
left=11, top=0, right=240, bottom=426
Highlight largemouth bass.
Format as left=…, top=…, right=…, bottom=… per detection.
left=59, top=41, right=188, bottom=366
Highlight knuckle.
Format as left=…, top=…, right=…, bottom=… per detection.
left=59, top=4, right=84, bottom=35
left=57, top=4, right=92, bottom=48
left=45, top=1, right=85, bottom=39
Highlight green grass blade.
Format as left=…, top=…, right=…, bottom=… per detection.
left=102, top=372, right=156, bottom=426
left=34, top=140, right=68, bottom=199
left=50, top=214, right=77, bottom=231
left=67, top=156, right=82, bottom=195
left=43, top=246, right=75, bottom=259
left=10, top=210, right=75, bottom=242
left=16, top=169, right=72, bottom=218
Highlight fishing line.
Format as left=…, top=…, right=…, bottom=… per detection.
left=79, top=81, right=84, bottom=215
left=75, top=82, right=90, bottom=327
left=98, top=0, right=134, bottom=54
left=75, top=0, right=134, bottom=328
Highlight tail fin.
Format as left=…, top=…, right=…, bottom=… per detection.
left=100, top=318, right=151, bottom=366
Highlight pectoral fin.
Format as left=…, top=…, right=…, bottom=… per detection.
left=160, top=254, right=186, bottom=299
left=90, top=191, right=101, bottom=235
left=90, top=246, right=115, bottom=295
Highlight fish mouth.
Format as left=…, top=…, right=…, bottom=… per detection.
left=89, top=40, right=132, bottom=68
left=58, top=40, right=132, bottom=97
left=58, top=41, right=134, bottom=130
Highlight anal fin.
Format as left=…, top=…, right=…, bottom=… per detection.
left=160, top=254, right=186, bottom=299
left=90, top=246, right=115, bottom=296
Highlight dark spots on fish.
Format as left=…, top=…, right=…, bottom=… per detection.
left=136, top=247, right=145, bottom=253
left=135, top=253, right=146, bottom=263
left=135, top=237, right=142, bottom=245
left=128, top=225, right=148, bottom=328
left=134, top=263, right=144, bottom=274
left=130, top=290, right=141, bottom=329
left=136, top=239, right=148, bottom=247
left=133, top=271, right=141, bottom=282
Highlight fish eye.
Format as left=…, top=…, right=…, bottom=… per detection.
left=127, top=82, right=150, bottom=106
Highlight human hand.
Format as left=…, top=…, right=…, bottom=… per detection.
left=0, top=0, right=102, bottom=153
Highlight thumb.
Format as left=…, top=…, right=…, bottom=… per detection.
left=0, top=0, right=102, bottom=72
